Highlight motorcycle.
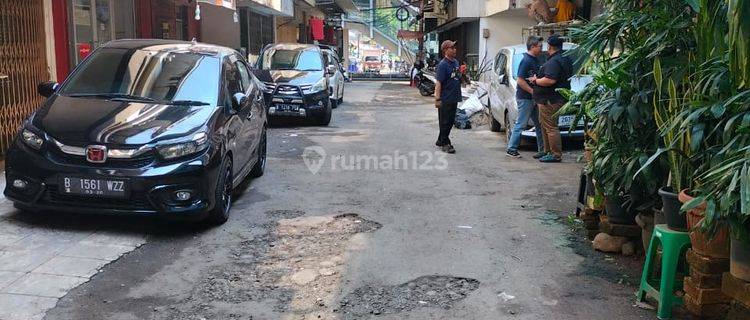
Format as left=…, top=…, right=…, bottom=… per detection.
left=415, top=70, right=436, bottom=97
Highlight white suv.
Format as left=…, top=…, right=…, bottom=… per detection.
left=320, top=47, right=345, bottom=108
left=487, top=42, right=591, bottom=141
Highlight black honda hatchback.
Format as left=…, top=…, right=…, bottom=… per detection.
left=3, top=39, right=267, bottom=224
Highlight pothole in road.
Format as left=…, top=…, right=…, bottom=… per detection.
left=159, top=213, right=382, bottom=320
left=265, top=209, right=306, bottom=219
left=338, top=275, right=480, bottom=318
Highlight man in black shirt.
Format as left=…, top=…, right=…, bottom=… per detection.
left=529, top=34, right=573, bottom=163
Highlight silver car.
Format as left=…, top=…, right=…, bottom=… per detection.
left=487, top=43, right=591, bottom=141
left=320, top=47, right=345, bottom=108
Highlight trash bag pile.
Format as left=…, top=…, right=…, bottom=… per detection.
left=455, top=83, right=490, bottom=130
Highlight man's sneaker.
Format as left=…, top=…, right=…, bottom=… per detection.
left=539, top=154, right=561, bottom=163
left=506, top=150, right=521, bottom=158
left=442, top=144, right=456, bottom=154
left=532, top=152, right=547, bottom=159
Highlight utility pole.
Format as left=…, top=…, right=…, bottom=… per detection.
left=369, top=0, right=374, bottom=39
left=418, top=0, right=425, bottom=61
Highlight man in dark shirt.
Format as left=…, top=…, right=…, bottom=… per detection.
left=529, top=34, right=573, bottom=163
left=506, top=36, right=545, bottom=158
left=434, top=40, right=463, bottom=154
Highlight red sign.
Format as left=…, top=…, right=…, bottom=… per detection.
left=77, top=43, right=92, bottom=60
left=397, top=30, right=424, bottom=40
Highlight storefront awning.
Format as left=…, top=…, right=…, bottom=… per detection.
left=237, top=0, right=294, bottom=16
left=426, top=17, right=477, bottom=34
left=196, top=0, right=237, bottom=10
left=315, top=0, right=358, bottom=14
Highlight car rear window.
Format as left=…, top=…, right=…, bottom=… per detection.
left=60, top=47, right=221, bottom=105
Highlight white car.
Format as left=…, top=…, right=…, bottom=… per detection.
left=487, top=43, right=591, bottom=141
left=320, top=47, right=345, bottom=108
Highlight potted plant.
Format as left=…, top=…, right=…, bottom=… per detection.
left=676, top=0, right=748, bottom=264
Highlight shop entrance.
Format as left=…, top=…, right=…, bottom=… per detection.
left=69, top=0, right=135, bottom=65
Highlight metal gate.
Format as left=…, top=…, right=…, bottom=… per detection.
left=0, top=0, right=48, bottom=156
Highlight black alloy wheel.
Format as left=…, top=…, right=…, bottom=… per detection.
left=250, top=128, right=267, bottom=178
left=206, top=158, right=233, bottom=225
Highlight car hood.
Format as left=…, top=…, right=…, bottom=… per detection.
left=32, top=95, right=216, bottom=145
left=268, top=70, right=323, bottom=85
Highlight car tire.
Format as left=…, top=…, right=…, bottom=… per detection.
left=206, top=157, right=233, bottom=225
left=490, top=113, right=502, bottom=132
left=316, top=101, right=332, bottom=126
left=330, top=96, right=338, bottom=109
left=504, top=113, right=512, bottom=141
left=249, top=127, right=267, bottom=178
left=338, top=88, right=344, bottom=104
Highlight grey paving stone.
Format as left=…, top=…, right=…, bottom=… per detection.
left=3, top=273, right=87, bottom=298
left=82, top=231, right=146, bottom=248
left=0, top=271, right=24, bottom=291
left=32, top=256, right=108, bottom=278
left=0, top=293, right=57, bottom=320
left=0, top=248, right=57, bottom=273
left=59, top=242, right=136, bottom=261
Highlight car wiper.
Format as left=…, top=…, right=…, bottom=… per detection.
left=165, top=100, right=210, bottom=106
left=68, top=93, right=155, bottom=102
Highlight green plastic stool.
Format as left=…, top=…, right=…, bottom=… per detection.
left=636, top=224, right=691, bottom=319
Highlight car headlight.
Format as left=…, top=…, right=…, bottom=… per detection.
left=157, top=132, right=209, bottom=160
left=21, top=129, right=44, bottom=150
left=304, top=77, right=327, bottom=94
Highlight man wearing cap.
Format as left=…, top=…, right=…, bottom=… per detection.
left=434, top=40, right=463, bottom=154
left=528, top=34, right=573, bottom=163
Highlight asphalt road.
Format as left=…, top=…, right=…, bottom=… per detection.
left=41, top=82, right=652, bottom=320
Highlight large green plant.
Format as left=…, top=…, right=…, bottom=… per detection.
left=567, top=0, right=695, bottom=199
left=678, top=0, right=750, bottom=241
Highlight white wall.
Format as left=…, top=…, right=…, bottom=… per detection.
left=477, top=11, right=536, bottom=79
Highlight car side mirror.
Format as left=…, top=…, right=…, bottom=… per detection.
left=38, top=81, right=58, bottom=98
left=499, top=74, right=509, bottom=86
left=231, top=93, right=247, bottom=110
left=327, top=65, right=337, bottom=75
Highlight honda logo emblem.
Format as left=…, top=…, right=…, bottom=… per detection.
left=86, top=145, right=107, bottom=163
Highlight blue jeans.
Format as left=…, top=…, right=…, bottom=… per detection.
left=507, top=99, right=544, bottom=152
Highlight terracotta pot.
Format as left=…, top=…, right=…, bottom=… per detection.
left=730, top=237, right=750, bottom=282
left=584, top=147, right=593, bottom=164
left=679, top=189, right=730, bottom=259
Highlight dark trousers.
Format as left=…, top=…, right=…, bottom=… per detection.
left=437, top=102, right=458, bottom=146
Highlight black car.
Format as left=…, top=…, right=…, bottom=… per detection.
left=256, top=43, right=333, bottom=125
left=3, top=39, right=267, bottom=224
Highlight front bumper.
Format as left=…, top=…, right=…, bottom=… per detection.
left=521, top=126, right=586, bottom=140
left=3, top=140, right=222, bottom=220
left=267, top=90, right=328, bottom=118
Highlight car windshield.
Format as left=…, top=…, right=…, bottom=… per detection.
left=59, top=47, right=221, bottom=105
left=365, top=56, right=379, bottom=62
left=259, top=49, right=323, bottom=71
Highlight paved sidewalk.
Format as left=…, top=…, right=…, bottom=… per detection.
left=0, top=176, right=147, bottom=320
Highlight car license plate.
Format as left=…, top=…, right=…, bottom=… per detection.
left=59, top=176, right=129, bottom=198
left=559, top=115, right=575, bottom=127
left=276, top=104, right=299, bottom=112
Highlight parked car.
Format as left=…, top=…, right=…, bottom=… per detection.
left=257, top=43, right=333, bottom=125
left=3, top=39, right=267, bottom=224
left=487, top=42, right=591, bottom=141
left=318, top=45, right=345, bottom=108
